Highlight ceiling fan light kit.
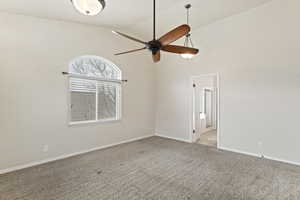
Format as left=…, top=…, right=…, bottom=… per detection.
left=181, top=33, right=195, bottom=59
left=71, top=0, right=105, bottom=16
left=112, top=0, right=199, bottom=63
left=181, top=4, right=196, bottom=59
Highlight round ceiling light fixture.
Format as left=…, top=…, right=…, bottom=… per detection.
left=71, top=0, right=105, bottom=16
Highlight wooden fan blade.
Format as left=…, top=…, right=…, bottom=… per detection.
left=112, top=31, right=147, bottom=45
left=161, top=45, right=199, bottom=55
left=159, top=24, right=191, bottom=46
left=115, top=47, right=147, bottom=56
left=152, top=51, right=160, bottom=63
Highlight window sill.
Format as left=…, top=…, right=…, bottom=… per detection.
left=69, top=118, right=121, bottom=126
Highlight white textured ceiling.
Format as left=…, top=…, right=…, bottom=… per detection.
left=0, top=0, right=273, bottom=32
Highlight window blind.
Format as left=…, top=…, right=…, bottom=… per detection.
left=70, top=78, right=97, bottom=93
left=69, top=77, right=121, bottom=123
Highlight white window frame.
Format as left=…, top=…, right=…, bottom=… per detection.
left=67, top=56, right=122, bottom=125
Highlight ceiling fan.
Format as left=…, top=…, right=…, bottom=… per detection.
left=112, top=0, right=199, bottom=63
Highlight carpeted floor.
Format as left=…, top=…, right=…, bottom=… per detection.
left=1, top=136, right=300, bottom=200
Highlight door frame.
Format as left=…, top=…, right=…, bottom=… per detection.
left=189, top=73, right=220, bottom=148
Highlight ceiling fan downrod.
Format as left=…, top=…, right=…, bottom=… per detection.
left=153, top=0, right=156, bottom=40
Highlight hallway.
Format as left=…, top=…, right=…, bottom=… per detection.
left=197, top=130, right=217, bottom=147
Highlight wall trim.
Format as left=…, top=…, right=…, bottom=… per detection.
left=157, top=134, right=300, bottom=167
left=219, top=146, right=261, bottom=158
left=2, top=136, right=299, bottom=175
left=155, top=133, right=192, bottom=143
left=263, top=155, right=300, bottom=167
left=0, top=135, right=153, bottom=175
left=219, top=146, right=300, bottom=167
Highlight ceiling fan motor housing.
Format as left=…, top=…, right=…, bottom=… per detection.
left=147, top=40, right=162, bottom=54
left=185, top=4, right=191, bottom=9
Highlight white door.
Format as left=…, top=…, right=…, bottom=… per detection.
left=204, top=89, right=213, bottom=128
left=194, top=85, right=205, bottom=140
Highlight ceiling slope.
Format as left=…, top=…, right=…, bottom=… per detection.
left=0, top=0, right=273, bottom=34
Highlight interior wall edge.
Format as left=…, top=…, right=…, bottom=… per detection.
left=0, top=10, right=117, bottom=31
left=219, top=146, right=300, bottom=167
left=154, top=132, right=192, bottom=143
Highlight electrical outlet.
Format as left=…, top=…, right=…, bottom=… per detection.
left=258, top=141, right=263, bottom=147
left=43, top=145, right=49, bottom=152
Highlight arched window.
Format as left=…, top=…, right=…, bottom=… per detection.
left=69, top=56, right=122, bottom=124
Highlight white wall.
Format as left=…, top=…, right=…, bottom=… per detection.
left=155, top=0, right=300, bottom=164
left=1, top=0, right=300, bottom=171
left=0, top=12, right=155, bottom=170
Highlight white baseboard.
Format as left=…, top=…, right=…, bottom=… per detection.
left=155, top=133, right=192, bottom=143
left=0, top=134, right=153, bottom=175
left=2, top=135, right=299, bottom=175
left=219, top=146, right=261, bottom=158
left=263, top=155, right=300, bottom=167
left=219, top=146, right=300, bottom=167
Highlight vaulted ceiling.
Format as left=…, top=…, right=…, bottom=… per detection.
left=0, top=0, right=273, bottom=34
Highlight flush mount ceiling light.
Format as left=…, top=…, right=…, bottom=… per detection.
left=71, top=0, right=105, bottom=16
left=181, top=4, right=198, bottom=59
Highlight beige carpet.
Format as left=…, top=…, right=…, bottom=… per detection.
left=1, top=136, right=300, bottom=200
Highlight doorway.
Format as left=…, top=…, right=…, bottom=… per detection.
left=191, top=74, right=219, bottom=148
